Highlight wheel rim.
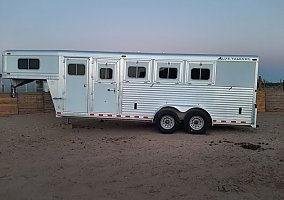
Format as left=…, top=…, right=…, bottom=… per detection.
left=189, top=116, right=204, bottom=131
left=160, top=115, right=175, bottom=130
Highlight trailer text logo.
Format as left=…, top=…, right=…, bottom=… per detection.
left=218, top=57, right=251, bottom=61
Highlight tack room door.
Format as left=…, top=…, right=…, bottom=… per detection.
left=64, top=58, right=88, bottom=113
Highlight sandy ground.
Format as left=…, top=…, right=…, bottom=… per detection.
left=0, top=112, right=283, bottom=200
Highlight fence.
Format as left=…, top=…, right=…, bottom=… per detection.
left=0, top=91, right=283, bottom=116
left=0, top=92, right=54, bottom=116
left=257, top=78, right=284, bottom=91
left=0, top=93, right=18, bottom=116
left=257, top=90, right=284, bottom=112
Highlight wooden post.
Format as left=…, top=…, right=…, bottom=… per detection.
left=0, top=93, right=18, bottom=116
left=256, top=91, right=266, bottom=112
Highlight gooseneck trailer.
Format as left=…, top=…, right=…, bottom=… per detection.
left=2, top=50, right=258, bottom=134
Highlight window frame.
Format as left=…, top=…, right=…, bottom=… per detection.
left=187, top=62, right=215, bottom=85
left=124, top=60, right=151, bottom=83
left=67, top=63, right=86, bottom=76
left=18, top=58, right=40, bottom=70
left=127, top=66, right=147, bottom=79
left=190, top=68, right=211, bottom=80
left=158, top=67, right=178, bottom=79
left=96, top=61, right=118, bottom=83
left=155, top=60, right=182, bottom=83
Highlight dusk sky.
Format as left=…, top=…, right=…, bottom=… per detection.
left=0, top=0, right=283, bottom=81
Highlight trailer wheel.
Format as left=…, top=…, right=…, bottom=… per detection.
left=184, top=109, right=211, bottom=134
left=156, top=110, right=179, bottom=134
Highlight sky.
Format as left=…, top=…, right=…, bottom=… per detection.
left=0, top=0, right=283, bottom=82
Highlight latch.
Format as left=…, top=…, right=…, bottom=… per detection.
left=107, top=88, right=116, bottom=93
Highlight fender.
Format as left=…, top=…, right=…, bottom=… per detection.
left=153, top=104, right=212, bottom=122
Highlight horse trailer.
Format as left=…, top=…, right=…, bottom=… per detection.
left=2, top=50, right=258, bottom=134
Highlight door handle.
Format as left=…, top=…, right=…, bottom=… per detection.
left=107, top=89, right=116, bottom=93
left=84, top=84, right=87, bottom=87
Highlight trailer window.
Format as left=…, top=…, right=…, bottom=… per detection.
left=68, top=64, right=76, bottom=75
left=18, top=58, right=40, bottom=70
left=18, top=59, right=28, bottom=69
left=77, top=64, right=85, bottom=75
left=29, top=59, right=40, bottom=69
left=125, top=60, right=150, bottom=82
left=68, top=64, right=85, bottom=75
left=191, top=68, right=210, bottom=80
left=100, top=68, right=113, bottom=79
left=128, top=66, right=146, bottom=78
left=159, top=67, right=177, bottom=79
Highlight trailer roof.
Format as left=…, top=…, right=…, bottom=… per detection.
left=3, top=50, right=259, bottom=61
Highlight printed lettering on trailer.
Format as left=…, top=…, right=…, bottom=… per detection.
left=218, top=57, right=252, bottom=61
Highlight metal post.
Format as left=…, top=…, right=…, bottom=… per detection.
left=11, top=85, right=16, bottom=98
left=0, top=74, right=3, bottom=93
left=65, top=118, right=71, bottom=125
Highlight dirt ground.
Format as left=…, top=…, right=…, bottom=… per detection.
left=0, top=112, right=283, bottom=200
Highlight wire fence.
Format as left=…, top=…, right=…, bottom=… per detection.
left=257, top=76, right=284, bottom=91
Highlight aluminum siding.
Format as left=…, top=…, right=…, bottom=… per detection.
left=121, top=83, right=254, bottom=124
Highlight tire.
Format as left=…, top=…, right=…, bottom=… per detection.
left=155, top=110, right=180, bottom=134
left=184, top=109, right=211, bottom=134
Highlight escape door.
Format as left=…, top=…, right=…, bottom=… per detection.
left=64, top=58, right=88, bottom=113
left=94, top=60, right=119, bottom=114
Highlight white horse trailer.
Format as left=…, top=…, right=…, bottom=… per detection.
left=2, top=50, right=258, bottom=134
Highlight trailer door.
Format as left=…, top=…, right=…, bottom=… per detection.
left=94, top=60, right=119, bottom=114
left=64, top=58, right=88, bottom=113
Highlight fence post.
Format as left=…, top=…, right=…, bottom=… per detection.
left=258, top=76, right=262, bottom=90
